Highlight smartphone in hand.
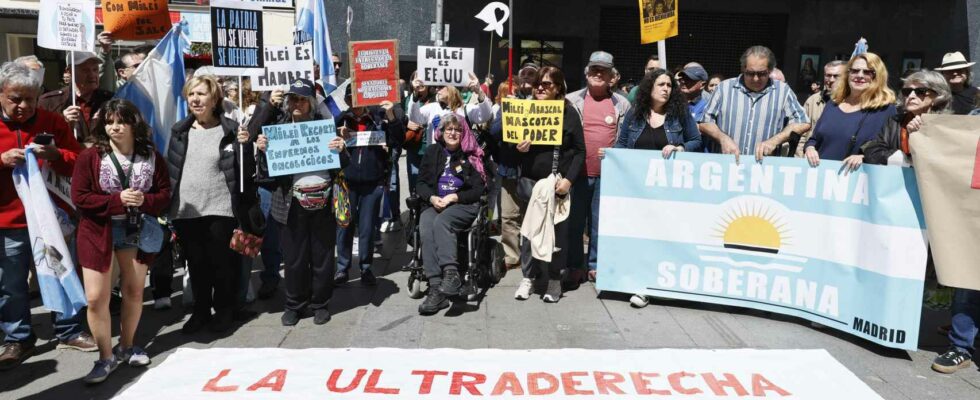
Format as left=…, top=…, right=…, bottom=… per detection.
left=33, top=133, right=54, bottom=146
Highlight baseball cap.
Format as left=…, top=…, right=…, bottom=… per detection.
left=66, top=51, right=103, bottom=66
left=287, top=78, right=315, bottom=98
left=679, top=65, right=708, bottom=82
left=586, top=51, right=615, bottom=69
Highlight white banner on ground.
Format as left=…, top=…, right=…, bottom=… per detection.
left=115, top=348, right=881, bottom=399
left=249, top=43, right=315, bottom=91
left=417, top=46, right=474, bottom=86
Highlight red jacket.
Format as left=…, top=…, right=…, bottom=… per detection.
left=0, top=109, right=80, bottom=229
left=71, top=147, right=171, bottom=271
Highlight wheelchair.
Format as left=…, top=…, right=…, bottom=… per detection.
left=402, top=180, right=505, bottom=301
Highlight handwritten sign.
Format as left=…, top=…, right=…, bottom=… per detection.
left=263, top=119, right=340, bottom=177
left=102, top=0, right=170, bottom=40
left=249, top=43, right=314, bottom=91
left=501, top=98, right=564, bottom=145
left=417, top=46, right=474, bottom=87
left=38, top=0, right=95, bottom=52
left=346, top=131, right=386, bottom=147
left=210, top=0, right=264, bottom=76
left=349, top=40, right=400, bottom=107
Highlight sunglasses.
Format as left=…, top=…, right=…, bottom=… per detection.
left=743, top=70, right=769, bottom=78
left=901, top=87, right=933, bottom=97
left=535, top=81, right=555, bottom=90
left=849, top=68, right=876, bottom=78
left=333, top=62, right=343, bottom=68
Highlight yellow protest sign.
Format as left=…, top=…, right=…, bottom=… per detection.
left=639, top=0, right=679, bottom=44
left=501, top=98, right=564, bottom=146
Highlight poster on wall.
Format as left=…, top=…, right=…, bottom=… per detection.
left=349, top=40, right=400, bottom=107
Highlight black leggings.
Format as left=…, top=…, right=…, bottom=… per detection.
left=174, top=216, right=240, bottom=317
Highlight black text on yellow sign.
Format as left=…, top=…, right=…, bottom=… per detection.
left=501, top=98, right=564, bottom=145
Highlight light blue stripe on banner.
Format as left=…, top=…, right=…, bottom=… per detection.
left=600, top=149, right=925, bottom=229
left=597, top=237, right=923, bottom=350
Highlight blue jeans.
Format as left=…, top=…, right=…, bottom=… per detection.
left=258, top=187, right=281, bottom=285
left=568, top=176, right=600, bottom=272
left=949, top=288, right=980, bottom=353
left=336, top=183, right=384, bottom=273
left=1, top=228, right=82, bottom=343
left=385, top=147, right=402, bottom=221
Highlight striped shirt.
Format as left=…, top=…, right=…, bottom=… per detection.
left=701, top=76, right=809, bottom=155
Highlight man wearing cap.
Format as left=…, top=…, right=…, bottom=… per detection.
left=677, top=63, right=711, bottom=123
left=935, top=51, right=979, bottom=115
left=566, top=51, right=631, bottom=285
left=38, top=51, right=115, bottom=145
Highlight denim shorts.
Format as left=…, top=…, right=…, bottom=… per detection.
left=111, top=219, right=139, bottom=250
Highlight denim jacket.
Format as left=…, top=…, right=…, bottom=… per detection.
left=615, top=108, right=702, bottom=151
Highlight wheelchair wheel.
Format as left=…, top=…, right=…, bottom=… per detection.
left=489, top=240, right=505, bottom=284
left=407, top=274, right=425, bottom=299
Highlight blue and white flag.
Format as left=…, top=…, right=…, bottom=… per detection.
left=597, top=150, right=928, bottom=350
left=295, top=0, right=336, bottom=88
left=116, top=22, right=189, bottom=153
left=12, top=148, right=87, bottom=319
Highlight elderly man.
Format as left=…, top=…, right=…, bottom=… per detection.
left=798, top=60, right=846, bottom=157
left=0, top=62, right=94, bottom=370
left=566, top=51, right=631, bottom=286
left=935, top=52, right=978, bottom=115
left=700, top=46, right=810, bottom=162
left=38, top=52, right=114, bottom=145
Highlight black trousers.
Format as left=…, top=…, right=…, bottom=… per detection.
left=280, top=198, right=337, bottom=312
left=174, top=216, right=240, bottom=317
left=150, top=238, right=174, bottom=300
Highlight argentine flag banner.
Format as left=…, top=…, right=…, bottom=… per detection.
left=597, top=150, right=927, bottom=350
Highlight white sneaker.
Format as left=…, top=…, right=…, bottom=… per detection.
left=514, top=278, right=533, bottom=300
left=387, top=220, right=403, bottom=232
left=630, top=294, right=650, bottom=308
left=153, top=297, right=171, bottom=310
left=380, top=221, right=390, bottom=232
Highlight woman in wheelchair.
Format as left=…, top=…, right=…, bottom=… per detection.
left=415, top=114, right=488, bottom=315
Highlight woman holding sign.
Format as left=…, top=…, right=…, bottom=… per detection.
left=613, top=69, right=702, bottom=308
left=166, top=75, right=260, bottom=335
left=71, top=100, right=171, bottom=384
left=254, top=78, right=347, bottom=326
left=511, top=66, right=586, bottom=303
left=415, top=114, right=488, bottom=315
left=407, top=72, right=493, bottom=148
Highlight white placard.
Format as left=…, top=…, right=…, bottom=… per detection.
left=249, top=43, right=315, bottom=91
left=417, top=46, right=474, bottom=87
left=115, top=348, right=882, bottom=399
left=37, top=0, right=96, bottom=52
left=346, top=131, right=386, bottom=147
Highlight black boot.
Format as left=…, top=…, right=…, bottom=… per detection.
left=418, top=288, right=450, bottom=315
left=439, top=269, right=462, bottom=296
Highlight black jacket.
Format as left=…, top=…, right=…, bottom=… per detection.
left=862, top=113, right=906, bottom=166
left=508, top=103, right=586, bottom=182
left=416, top=142, right=486, bottom=207
left=337, top=107, right=405, bottom=184
left=167, top=115, right=263, bottom=234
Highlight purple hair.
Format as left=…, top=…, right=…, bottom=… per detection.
left=435, top=113, right=486, bottom=182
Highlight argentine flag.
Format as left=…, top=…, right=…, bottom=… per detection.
left=116, top=22, right=189, bottom=153
left=295, top=0, right=337, bottom=88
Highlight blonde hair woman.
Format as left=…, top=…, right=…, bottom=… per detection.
left=407, top=72, right=493, bottom=147
left=804, top=52, right=897, bottom=171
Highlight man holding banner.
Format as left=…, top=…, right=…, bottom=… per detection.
left=0, top=62, right=94, bottom=370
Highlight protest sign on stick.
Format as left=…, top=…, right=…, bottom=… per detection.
left=210, top=0, right=264, bottom=76
left=346, top=131, right=386, bottom=148
left=38, top=0, right=96, bottom=52
left=638, top=0, right=679, bottom=44
left=249, top=43, right=315, bottom=91
left=417, top=46, right=474, bottom=86
left=349, top=40, right=400, bottom=107
left=501, top=98, right=564, bottom=145
left=263, top=119, right=340, bottom=177
left=102, top=0, right=170, bottom=40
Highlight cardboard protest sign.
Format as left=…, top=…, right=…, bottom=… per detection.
left=210, top=0, right=264, bottom=76
left=101, top=0, right=170, bottom=40
left=501, top=98, right=564, bottom=145
left=911, top=115, right=980, bottom=291
left=249, top=43, right=314, bottom=91
left=38, top=0, right=96, bottom=52
left=349, top=40, right=400, bottom=107
left=346, top=131, right=386, bottom=147
left=417, top=46, right=474, bottom=86
left=638, top=0, right=679, bottom=44
left=262, top=119, right=340, bottom=177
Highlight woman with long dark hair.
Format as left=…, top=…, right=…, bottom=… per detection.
left=415, top=114, right=488, bottom=315
left=71, top=99, right=171, bottom=383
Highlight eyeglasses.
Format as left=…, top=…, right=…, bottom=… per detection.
left=443, top=127, right=462, bottom=135
left=901, top=87, right=934, bottom=97
left=943, top=69, right=969, bottom=76
left=587, top=67, right=610, bottom=75
left=824, top=73, right=840, bottom=80
left=126, top=63, right=141, bottom=70
left=849, top=68, right=876, bottom=78
left=743, top=70, right=769, bottom=78
left=535, top=81, right=555, bottom=90
left=333, top=62, right=343, bottom=68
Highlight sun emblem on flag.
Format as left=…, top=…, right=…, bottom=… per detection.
left=713, top=202, right=791, bottom=254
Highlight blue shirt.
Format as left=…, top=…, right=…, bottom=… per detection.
left=805, top=102, right=897, bottom=161
left=701, top=77, right=809, bottom=155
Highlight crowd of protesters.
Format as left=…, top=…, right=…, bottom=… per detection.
left=1, top=29, right=979, bottom=384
